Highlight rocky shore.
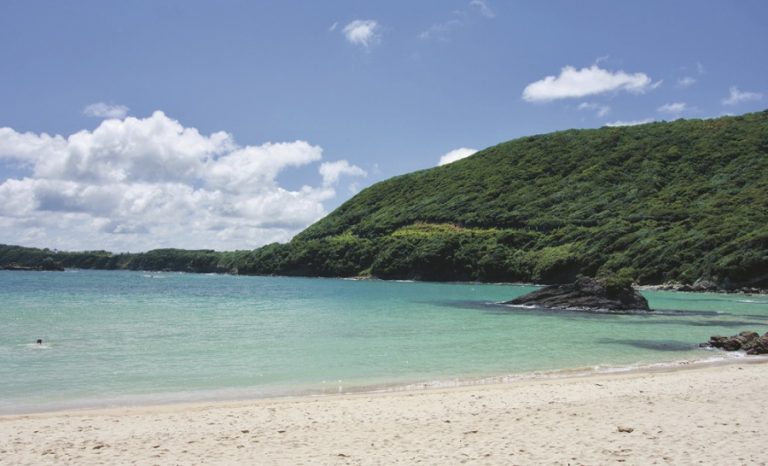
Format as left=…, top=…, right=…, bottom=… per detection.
left=700, top=331, right=768, bottom=355
left=641, top=278, right=767, bottom=295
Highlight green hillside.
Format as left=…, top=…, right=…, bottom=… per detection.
left=3, top=111, right=767, bottom=289
left=238, top=111, right=768, bottom=288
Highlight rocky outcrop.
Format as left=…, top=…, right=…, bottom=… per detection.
left=677, top=278, right=719, bottom=292
left=505, top=277, right=651, bottom=312
left=701, top=331, right=768, bottom=355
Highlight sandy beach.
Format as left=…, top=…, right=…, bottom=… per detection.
left=1, top=361, right=767, bottom=465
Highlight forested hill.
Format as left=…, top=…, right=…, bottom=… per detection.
left=2, top=111, right=767, bottom=289
left=240, top=110, right=768, bottom=288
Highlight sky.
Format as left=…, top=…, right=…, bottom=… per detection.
left=0, top=0, right=766, bottom=252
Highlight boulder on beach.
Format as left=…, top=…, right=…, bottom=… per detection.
left=701, top=331, right=768, bottom=355
left=505, top=276, right=651, bottom=312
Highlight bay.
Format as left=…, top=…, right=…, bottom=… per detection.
left=2, top=269, right=767, bottom=413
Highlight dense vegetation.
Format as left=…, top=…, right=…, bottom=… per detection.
left=2, top=111, right=767, bottom=289
left=0, top=244, right=249, bottom=274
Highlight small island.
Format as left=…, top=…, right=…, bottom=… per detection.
left=505, top=276, right=651, bottom=313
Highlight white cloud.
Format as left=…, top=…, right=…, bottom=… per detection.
left=577, top=102, right=611, bottom=117
left=469, top=0, right=495, bottom=18
left=318, top=160, right=367, bottom=186
left=677, top=76, right=696, bottom=88
left=522, top=65, right=653, bottom=102
left=722, top=86, right=763, bottom=106
left=438, top=147, right=477, bottom=166
left=0, top=111, right=362, bottom=252
left=342, top=20, right=381, bottom=49
left=604, top=118, right=654, bottom=127
left=657, top=102, right=687, bottom=114
left=328, top=22, right=338, bottom=32
left=83, top=102, right=130, bottom=119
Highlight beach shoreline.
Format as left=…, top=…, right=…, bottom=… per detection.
left=3, top=358, right=767, bottom=465
left=2, top=349, right=762, bottom=417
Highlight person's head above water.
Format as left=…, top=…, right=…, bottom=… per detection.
left=36, top=339, right=42, bottom=345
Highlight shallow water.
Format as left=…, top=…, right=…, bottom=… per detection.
left=1, top=270, right=766, bottom=413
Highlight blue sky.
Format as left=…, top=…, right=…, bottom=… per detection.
left=0, top=1, right=766, bottom=251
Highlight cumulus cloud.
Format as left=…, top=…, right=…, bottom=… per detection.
left=657, top=102, right=687, bottom=114
left=522, top=65, right=653, bottom=103
left=722, top=86, right=763, bottom=106
left=342, top=20, right=381, bottom=49
left=0, top=111, right=364, bottom=251
left=83, top=102, right=130, bottom=119
left=604, top=118, right=655, bottom=127
left=438, top=147, right=478, bottom=166
left=319, top=160, right=367, bottom=187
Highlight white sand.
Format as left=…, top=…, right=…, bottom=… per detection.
left=2, top=361, right=767, bottom=465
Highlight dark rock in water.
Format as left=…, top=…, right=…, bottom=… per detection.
left=701, top=331, right=768, bottom=355
left=505, top=277, right=651, bottom=312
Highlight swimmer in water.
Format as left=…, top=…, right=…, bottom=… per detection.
left=36, top=339, right=43, bottom=345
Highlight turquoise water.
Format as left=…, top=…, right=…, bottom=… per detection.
left=2, top=270, right=767, bottom=413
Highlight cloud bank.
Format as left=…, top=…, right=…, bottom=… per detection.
left=0, top=112, right=366, bottom=252
left=523, top=65, right=653, bottom=102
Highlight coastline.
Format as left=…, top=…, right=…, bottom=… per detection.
left=2, top=349, right=759, bottom=417
left=4, top=266, right=767, bottom=296
left=2, top=359, right=767, bottom=465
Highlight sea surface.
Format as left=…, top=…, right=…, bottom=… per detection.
left=2, top=269, right=767, bottom=414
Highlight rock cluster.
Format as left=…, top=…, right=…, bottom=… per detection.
left=701, top=331, right=768, bottom=355
left=506, top=277, right=651, bottom=312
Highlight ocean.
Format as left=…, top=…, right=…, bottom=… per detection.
left=2, top=269, right=767, bottom=414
